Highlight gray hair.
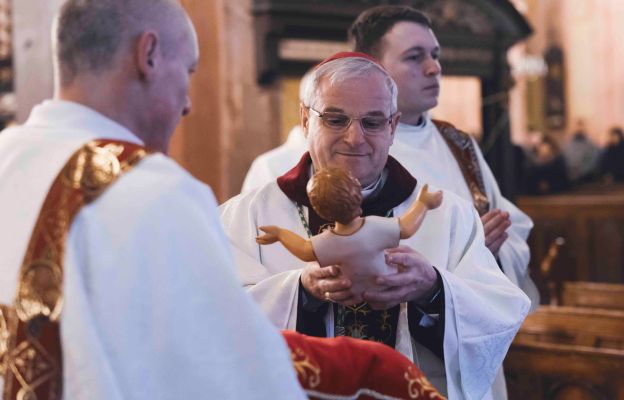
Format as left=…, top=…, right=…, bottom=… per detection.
left=53, top=0, right=183, bottom=86
left=298, top=68, right=315, bottom=102
left=300, top=57, right=398, bottom=114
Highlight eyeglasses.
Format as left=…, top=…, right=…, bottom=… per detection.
left=307, top=106, right=393, bottom=136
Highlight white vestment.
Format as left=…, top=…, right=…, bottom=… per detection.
left=240, top=119, right=539, bottom=311
left=0, top=100, right=306, bottom=400
left=241, top=125, right=307, bottom=192
left=219, top=179, right=530, bottom=400
left=390, top=117, right=539, bottom=310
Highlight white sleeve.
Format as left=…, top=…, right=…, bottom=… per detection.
left=219, top=189, right=303, bottom=330
left=63, top=157, right=306, bottom=400
left=437, top=198, right=531, bottom=400
left=241, top=156, right=275, bottom=193
left=472, top=137, right=540, bottom=310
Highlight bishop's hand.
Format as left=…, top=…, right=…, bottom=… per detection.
left=362, top=246, right=438, bottom=310
left=301, top=263, right=361, bottom=306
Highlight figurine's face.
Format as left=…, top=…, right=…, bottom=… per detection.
left=378, top=21, right=441, bottom=125
left=302, top=73, right=399, bottom=187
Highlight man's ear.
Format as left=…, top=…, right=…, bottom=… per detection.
left=136, top=31, right=160, bottom=79
left=389, top=111, right=401, bottom=144
left=300, top=103, right=310, bottom=137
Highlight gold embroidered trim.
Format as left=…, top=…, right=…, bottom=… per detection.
left=405, top=365, right=447, bottom=399
left=433, top=119, right=490, bottom=216
left=0, top=306, right=12, bottom=377
left=15, top=142, right=147, bottom=323
left=290, top=347, right=321, bottom=389
left=2, top=140, right=149, bottom=400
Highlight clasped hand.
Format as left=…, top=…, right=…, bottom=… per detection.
left=301, top=246, right=438, bottom=310
left=481, top=209, right=511, bottom=256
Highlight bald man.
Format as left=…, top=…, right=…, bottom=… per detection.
left=0, top=1, right=305, bottom=399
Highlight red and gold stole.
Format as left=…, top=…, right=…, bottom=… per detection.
left=433, top=119, right=490, bottom=216
left=0, top=140, right=149, bottom=400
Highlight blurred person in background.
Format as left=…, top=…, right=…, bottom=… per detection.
left=599, top=126, right=624, bottom=183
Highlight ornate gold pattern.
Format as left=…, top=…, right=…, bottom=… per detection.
left=434, top=120, right=490, bottom=216
left=336, top=303, right=394, bottom=344
left=405, top=365, right=446, bottom=399
left=290, top=347, right=321, bottom=388
left=15, top=260, right=63, bottom=324
left=0, top=306, right=12, bottom=376
left=10, top=339, right=57, bottom=393
left=1, top=140, right=150, bottom=400
left=62, top=143, right=146, bottom=201
left=378, top=310, right=392, bottom=336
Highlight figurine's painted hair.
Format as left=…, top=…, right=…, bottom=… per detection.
left=349, top=5, right=432, bottom=59
left=300, top=56, right=397, bottom=113
left=307, top=168, right=363, bottom=225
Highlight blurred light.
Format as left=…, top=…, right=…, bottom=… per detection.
left=511, top=55, right=548, bottom=80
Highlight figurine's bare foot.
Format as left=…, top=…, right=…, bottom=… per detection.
left=417, top=184, right=443, bottom=209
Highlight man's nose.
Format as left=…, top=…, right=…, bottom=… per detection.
left=424, top=58, right=441, bottom=77
left=343, top=120, right=366, bottom=145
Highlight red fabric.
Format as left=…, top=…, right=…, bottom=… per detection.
left=282, top=330, right=446, bottom=400
left=2, top=140, right=149, bottom=400
left=315, top=51, right=384, bottom=70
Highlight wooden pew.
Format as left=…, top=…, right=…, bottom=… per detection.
left=560, top=281, right=624, bottom=311
left=517, top=184, right=624, bottom=304
left=505, top=306, right=624, bottom=400
left=513, top=306, right=624, bottom=349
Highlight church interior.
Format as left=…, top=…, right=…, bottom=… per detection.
left=1, top=0, right=623, bottom=399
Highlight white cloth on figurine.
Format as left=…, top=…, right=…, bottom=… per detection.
left=311, top=216, right=400, bottom=294
left=219, top=179, right=530, bottom=400
left=0, top=100, right=306, bottom=400
left=390, top=116, right=539, bottom=311
left=241, top=125, right=307, bottom=193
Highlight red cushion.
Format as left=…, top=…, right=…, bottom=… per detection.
left=282, top=330, right=446, bottom=399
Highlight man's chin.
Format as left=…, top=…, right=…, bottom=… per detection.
left=402, top=100, right=438, bottom=117
left=326, top=162, right=378, bottom=187
left=329, top=156, right=369, bottom=171
left=421, top=98, right=438, bottom=113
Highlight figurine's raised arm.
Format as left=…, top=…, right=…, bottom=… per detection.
left=398, top=184, right=443, bottom=239
left=256, top=226, right=317, bottom=262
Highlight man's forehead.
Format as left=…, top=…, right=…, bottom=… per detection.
left=176, top=15, right=200, bottom=63
left=382, top=21, right=439, bottom=52
left=316, top=77, right=392, bottom=113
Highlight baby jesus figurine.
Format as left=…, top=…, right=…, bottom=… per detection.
left=256, top=167, right=443, bottom=295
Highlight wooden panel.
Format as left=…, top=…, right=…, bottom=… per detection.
left=518, top=184, right=624, bottom=303
left=513, top=306, right=624, bottom=350
left=12, top=0, right=64, bottom=123
left=172, top=0, right=281, bottom=201
left=171, top=0, right=226, bottom=198
left=506, top=342, right=624, bottom=400
left=505, top=305, right=624, bottom=400
left=561, top=282, right=624, bottom=311
left=588, top=218, right=624, bottom=282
